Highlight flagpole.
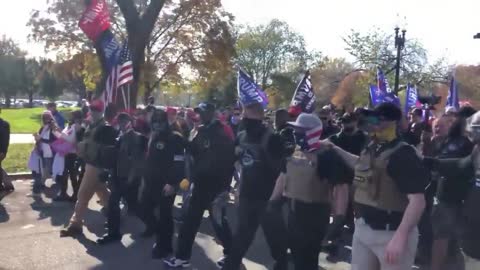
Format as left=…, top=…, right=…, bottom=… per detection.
left=127, top=84, right=131, bottom=110
left=121, top=85, right=127, bottom=109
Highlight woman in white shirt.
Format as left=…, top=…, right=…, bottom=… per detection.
left=52, top=110, right=83, bottom=202
left=30, top=111, right=57, bottom=193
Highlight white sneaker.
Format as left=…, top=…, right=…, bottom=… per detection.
left=216, top=256, right=227, bottom=269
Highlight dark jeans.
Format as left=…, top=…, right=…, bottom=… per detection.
left=222, top=198, right=288, bottom=270
left=176, top=185, right=221, bottom=260
left=287, top=199, right=330, bottom=270
left=208, top=191, right=233, bottom=256
left=154, top=194, right=176, bottom=255
left=106, top=177, right=128, bottom=235
left=57, top=153, right=79, bottom=198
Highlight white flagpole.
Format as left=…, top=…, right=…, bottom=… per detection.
left=127, top=84, right=131, bottom=110
left=121, top=85, right=127, bottom=109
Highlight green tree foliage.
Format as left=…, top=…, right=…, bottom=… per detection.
left=28, top=0, right=235, bottom=108
left=343, top=28, right=449, bottom=94
left=236, top=19, right=319, bottom=89
left=40, top=71, right=63, bottom=101
left=0, top=36, right=28, bottom=107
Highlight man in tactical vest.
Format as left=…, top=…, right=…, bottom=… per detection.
left=97, top=113, right=147, bottom=245
left=137, top=109, right=187, bottom=258
left=270, top=113, right=350, bottom=270
left=60, top=100, right=118, bottom=237
left=164, top=102, right=235, bottom=268
left=330, top=102, right=428, bottom=270
left=221, top=102, right=288, bottom=270
left=423, top=111, right=480, bottom=270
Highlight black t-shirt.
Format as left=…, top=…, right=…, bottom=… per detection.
left=329, top=130, right=367, bottom=156
left=383, top=140, right=429, bottom=194
left=237, top=124, right=286, bottom=201
left=321, top=123, right=340, bottom=140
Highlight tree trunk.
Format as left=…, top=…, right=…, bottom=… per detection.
left=28, top=91, right=33, bottom=108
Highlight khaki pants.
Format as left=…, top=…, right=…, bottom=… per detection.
left=352, top=218, right=418, bottom=270
left=69, top=164, right=110, bottom=226
left=465, top=254, right=480, bottom=270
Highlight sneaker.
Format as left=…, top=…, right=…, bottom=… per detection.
left=216, top=256, right=227, bottom=268
left=96, top=234, right=122, bottom=245
left=163, top=257, right=191, bottom=268
left=53, top=194, right=70, bottom=202
left=60, top=225, right=83, bottom=238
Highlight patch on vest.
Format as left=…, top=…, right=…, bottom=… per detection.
left=203, top=139, right=211, bottom=149
left=241, top=151, right=254, bottom=167
left=156, top=142, right=165, bottom=150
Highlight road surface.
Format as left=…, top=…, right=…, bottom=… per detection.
left=0, top=179, right=351, bottom=270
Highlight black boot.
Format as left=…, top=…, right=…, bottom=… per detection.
left=96, top=233, right=122, bottom=245
left=60, top=225, right=83, bottom=238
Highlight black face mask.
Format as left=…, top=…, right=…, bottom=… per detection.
left=242, top=118, right=263, bottom=133
left=343, top=126, right=355, bottom=135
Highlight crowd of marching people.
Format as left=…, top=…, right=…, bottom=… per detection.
left=2, top=95, right=480, bottom=270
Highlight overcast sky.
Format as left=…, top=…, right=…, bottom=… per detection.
left=2, top=0, right=480, bottom=65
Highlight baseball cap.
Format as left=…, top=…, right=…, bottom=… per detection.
left=90, top=99, right=105, bottom=112
left=194, top=102, right=215, bottom=113
left=288, top=113, right=323, bottom=130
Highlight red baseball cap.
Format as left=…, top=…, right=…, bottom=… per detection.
left=90, top=99, right=105, bottom=112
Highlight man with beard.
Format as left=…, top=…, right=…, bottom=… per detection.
left=164, top=102, right=235, bottom=268
left=97, top=113, right=147, bottom=245
left=221, top=102, right=288, bottom=270
left=318, top=107, right=340, bottom=140
left=275, top=109, right=296, bottom=157
left=138, top=109, right=187, bottom=258
left=60, top=100, right=118, bottom=237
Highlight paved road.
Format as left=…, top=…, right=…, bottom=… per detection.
left=0, top=179, right=351, bottom=270
left=10, top=134, right=35, bottom=144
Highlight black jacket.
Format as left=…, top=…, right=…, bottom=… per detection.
left=0, top=118, right=10, bottom=155
left=189, top=120, right=235, bottom=191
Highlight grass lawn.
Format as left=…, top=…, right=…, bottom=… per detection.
left=3, top=144, right=33, bottom=173
left=1, top=108, right=77, bottom=133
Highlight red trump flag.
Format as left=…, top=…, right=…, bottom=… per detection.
left=78, top=0, right=111, bottom=42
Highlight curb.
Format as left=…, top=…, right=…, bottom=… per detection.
left=8, top=172, right=32, bottom=180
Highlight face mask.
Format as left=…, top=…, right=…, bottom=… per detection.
left=294, top=131, right=309, bottom=151
left=343, top=126, right=355, bottom=135
left=242, top=118, right=262, bottom=132
left=374, top=125, right=396, bottom=142
left=231, top=116, right=240, bottom=125
left=151, top=122, right=168, bottom=133
left=91, top=111, right=103, bottom=121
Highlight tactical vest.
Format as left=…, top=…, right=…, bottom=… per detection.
left=354, top=142, right=409, bottom=212
left=283, top=150, right=331, bottom=203
left=77, top=119, right=105, bottom=165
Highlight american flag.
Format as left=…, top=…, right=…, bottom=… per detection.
left=117, top=41, right=133, bottom=88
left=104, top=40, right=133, bottom=104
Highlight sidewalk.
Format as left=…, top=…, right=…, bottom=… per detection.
left=10, top=134, right=35, bottom=144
